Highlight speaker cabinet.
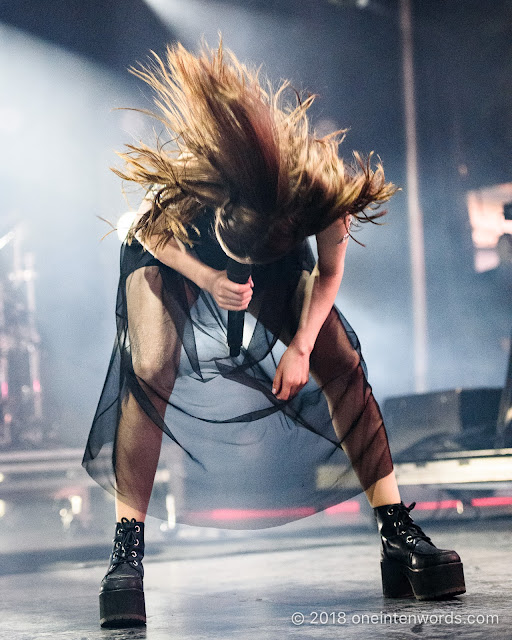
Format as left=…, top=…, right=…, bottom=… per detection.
left=382, top=387, right=502, bottom=461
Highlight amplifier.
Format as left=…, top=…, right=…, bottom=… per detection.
left=382, top=387, right=502, bottom=461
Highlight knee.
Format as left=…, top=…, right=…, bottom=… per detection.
left=310, top=315, right=361, bottom=381
left=132, top=355, right=176, bottom=398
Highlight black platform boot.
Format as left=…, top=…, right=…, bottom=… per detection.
left=99, top=517, right=146, bottom=627
left=374, top=501, right=465, bottom=601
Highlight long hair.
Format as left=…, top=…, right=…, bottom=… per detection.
left=112, top=38, right=397, bottom=263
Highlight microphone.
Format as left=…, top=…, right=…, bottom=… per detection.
left=226, top=257, right=252, bottom=357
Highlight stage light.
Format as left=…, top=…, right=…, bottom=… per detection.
left=0, top=231, right=15, bottom=250
left=325, top=501, right=360, bottom=514
left=467, top=183, right=512, bottom=272
left=166, top=493, right=176, bottom=529
left=116, top=212, right=137, bottom=242
left=70, top=495, right=82, bottom=515
left=328, top=0, right=370, bottom=7
left=142, top=0, right=276, bottom=53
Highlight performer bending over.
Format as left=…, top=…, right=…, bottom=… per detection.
left=82, top=39, right=465, bottom=628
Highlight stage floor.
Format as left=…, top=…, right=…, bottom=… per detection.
left=2, top=517, right=510, bottom=639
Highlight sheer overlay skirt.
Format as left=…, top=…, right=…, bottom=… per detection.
left=83, top=213, right=393, bottom=528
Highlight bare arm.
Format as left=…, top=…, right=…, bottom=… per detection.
left=131, top=197, right=253, bottom=310
left=291, top=216, right=351, bottom=355
left=271, top=216, right=351, bottom=400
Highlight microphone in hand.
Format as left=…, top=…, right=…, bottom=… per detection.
left=226, top=257, right=252, bottom=357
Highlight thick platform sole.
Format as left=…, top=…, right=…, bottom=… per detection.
left=381, top=557, right=466, bottom=601
left=99, top=588, right=146, bottom=628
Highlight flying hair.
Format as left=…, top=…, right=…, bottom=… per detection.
left=111, top=37, right=398, bottom=260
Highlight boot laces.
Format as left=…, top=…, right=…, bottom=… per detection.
left=395, top=502, right=433, bottom=544
left=111, top=517, right=141, bottom=568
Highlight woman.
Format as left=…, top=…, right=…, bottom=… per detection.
left=82, top=40, right=465, bottom=628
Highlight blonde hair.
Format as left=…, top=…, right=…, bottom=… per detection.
left=112, top=38, right=397, bottom=261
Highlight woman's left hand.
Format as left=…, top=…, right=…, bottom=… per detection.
left=272, top=343, right=310, bottom=401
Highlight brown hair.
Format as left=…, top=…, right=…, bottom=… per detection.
left=112, top=38, right=397, bottom=263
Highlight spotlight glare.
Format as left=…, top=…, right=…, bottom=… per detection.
left=116, top=212, right=137, bottom=242
left=70, top=495, right=83, bottom=515
left=166, top=493, right=176, bottom=529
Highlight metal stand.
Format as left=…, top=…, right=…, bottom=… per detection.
left=495, top=328, right=512, bottom=448
left=0, top=225, right=43, bottom=448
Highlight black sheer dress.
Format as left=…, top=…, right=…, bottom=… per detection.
left=82, top=206, right=394, bottom=528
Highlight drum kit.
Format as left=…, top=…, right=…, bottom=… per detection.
left=0, top=223, right=43, bottom=448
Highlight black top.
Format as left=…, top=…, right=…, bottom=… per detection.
left=187, top=207, right=229, bottom=271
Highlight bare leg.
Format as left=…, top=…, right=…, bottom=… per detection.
left=364, top=469, right=401, bottom=508
left=269, top=271, right=400, bottom=509
left=114, top=392, right=166, bottom=522
left=308, top=310, right=400, bottom=508
left=114, top=265, right=188, bottom=523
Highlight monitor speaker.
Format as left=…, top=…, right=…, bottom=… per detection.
left=382, top=387, right=501, bottom=461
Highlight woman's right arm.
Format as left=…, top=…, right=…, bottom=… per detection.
left=131, top=198, right=253, bottom=311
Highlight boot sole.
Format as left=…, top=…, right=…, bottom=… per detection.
left=99, top=588, right=146, bottom=628
left=381, top=557, right=466, bottom=600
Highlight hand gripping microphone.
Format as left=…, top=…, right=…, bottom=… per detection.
left=226, top=257, right=252, bottom=357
